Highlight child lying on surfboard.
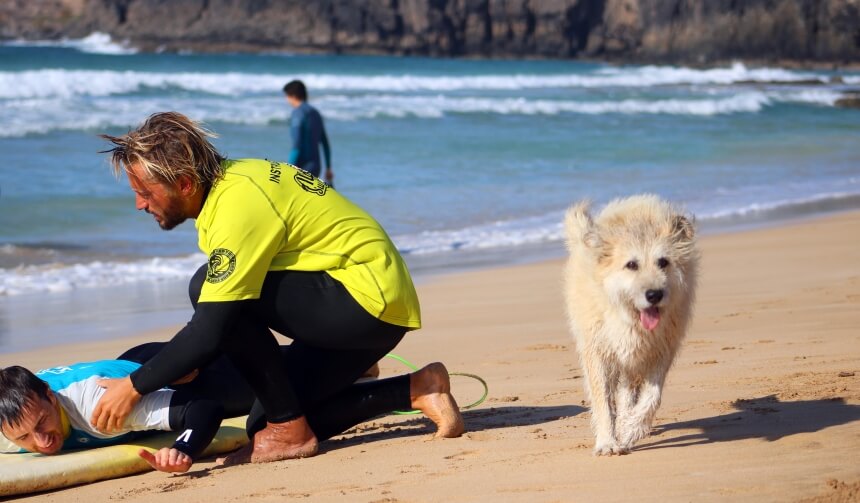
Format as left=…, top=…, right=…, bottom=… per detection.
left=0, top=342, right=454, bottom=473
left=0, top=355, right=226, bottom=473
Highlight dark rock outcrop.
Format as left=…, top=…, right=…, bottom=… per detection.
left=1, top=0, right=858, bottom=65
left=0, top=0, right=88, bottom=39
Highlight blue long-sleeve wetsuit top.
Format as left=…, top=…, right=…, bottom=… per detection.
left=0, top=360, right=224, bottom=459
left=0, top=360, right=173, bottom=452
left=288, top=101, right=331, bottom=177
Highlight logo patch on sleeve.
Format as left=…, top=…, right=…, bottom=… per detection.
left=206, top=248, right=236, bottom=283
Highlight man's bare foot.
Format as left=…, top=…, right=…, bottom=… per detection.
left=363, top=362, right=380, bottom=379
left=218, top=416, right=319, bottom=466
left=356, top=362, right=381, bottom=383
left=410, top=363, right=465, bottom=438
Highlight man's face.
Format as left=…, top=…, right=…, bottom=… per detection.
left=286, top=95, right=301, bottom=108
left=1, top=392, right=65, bottom=455
left=127, top=163, right=188, bottom=230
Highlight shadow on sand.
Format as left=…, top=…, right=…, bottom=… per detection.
left=325, top=404, right=586, bottom=450
left=637, top=394, right=860, bottom=451
left=197, top=396, right=857, bottom=464
left=165, top=404, right=587, bottom=480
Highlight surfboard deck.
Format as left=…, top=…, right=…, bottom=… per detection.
left=0, top=416, right=248, bottom=497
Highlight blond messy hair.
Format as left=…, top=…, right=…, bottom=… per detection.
left=100, top=112, right=224, bottom=190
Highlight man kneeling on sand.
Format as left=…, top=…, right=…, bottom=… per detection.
left=92, top=111, right=463, bottom=464
left=0, top=342, right=463, bottom=473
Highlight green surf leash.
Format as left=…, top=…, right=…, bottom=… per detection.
left=384, top=352, right=489, bottom=415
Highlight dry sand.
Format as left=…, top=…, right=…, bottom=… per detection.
left=2, top=211, right=859, bottom=502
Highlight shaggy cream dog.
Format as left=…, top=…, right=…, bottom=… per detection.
left=563, top=194, right=699, bottom=455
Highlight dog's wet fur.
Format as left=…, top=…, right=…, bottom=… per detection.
left=563, top=194, right=699, bottom=455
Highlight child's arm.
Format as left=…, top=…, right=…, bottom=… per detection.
left=138, top=390, right=224, bottom=473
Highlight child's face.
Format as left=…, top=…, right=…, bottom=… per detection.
left=1, top=392, right=65, bottom=454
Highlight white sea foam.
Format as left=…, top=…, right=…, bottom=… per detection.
left=0, top=254, right=204, bottom=296
left=0, top=89, right=843, bottom=138
left=0, top=95, right=282, bottom=137
left=0, top=217, right=568, bottom=296
left=3, top=190, right=859, bottom=296
left=697, top=191, right=860, bottom=220
left=592, top=62, right=823, bottom=86
left=3, top=32, right=136, bottom=55
left=395, top=212, right=566, bottom=256
left=318, top=92, right=786, bottom=119
left=0, top=69, right=337, bottom=99
left=0, top=62, right=849, bottom=100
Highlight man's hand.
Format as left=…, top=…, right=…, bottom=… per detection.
left=139, top=448, right=193, bottom=473
left=91, top=376, right=141, bottom=433
left=325, top=169, right=334, bottom=187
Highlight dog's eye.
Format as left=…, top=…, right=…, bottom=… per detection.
left=625, top=260, right=638, bottom=271
left=657, top=258, right=670, bottom=269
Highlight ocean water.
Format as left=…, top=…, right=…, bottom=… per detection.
left=1, top=33, right=858, bottom=353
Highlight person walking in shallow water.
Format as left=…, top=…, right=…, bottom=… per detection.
left=91, top=111, right=464, bottom=465
left=284, top=80, right=333, bottom=186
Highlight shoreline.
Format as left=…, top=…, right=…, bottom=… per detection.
left=2, top=207, right=857, bottom=362
left=2, top=206, right=860, bottom=357
left=2, top=206, right=859, bottom=501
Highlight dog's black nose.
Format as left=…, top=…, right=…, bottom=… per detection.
left=645, top=289, right=664, bottom=305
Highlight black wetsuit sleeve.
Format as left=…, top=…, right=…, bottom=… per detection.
left=129, top=301, right=244, bottom=395
left=117, top=342, right=166, bottom=364
left=167, top=389, right=224, bottom=459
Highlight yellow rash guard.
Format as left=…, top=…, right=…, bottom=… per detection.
left=59, top=405, right=71, bottom=441
left=194, top=158, right=420, bottom=329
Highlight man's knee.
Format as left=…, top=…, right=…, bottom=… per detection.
left=189, top=263, right=208, bottom=307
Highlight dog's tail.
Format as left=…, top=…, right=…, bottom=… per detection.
left=564, top=200, right=595, bottom=252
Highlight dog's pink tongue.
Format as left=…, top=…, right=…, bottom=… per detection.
left=640, top=307, right=661, bottom=331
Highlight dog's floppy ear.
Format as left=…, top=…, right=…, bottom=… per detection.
left=583, top=229, right=602, bottom=250
left=564, top=200, right=602, bottom=251
left=671, top=214, right=695, bottom=243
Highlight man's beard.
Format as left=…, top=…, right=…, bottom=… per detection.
left=153, top=200, right=187, bottom=230
left=158, top=213, right=187, bottom=230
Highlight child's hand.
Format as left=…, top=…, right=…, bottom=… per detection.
left=139, top=447, right=193, bottom=473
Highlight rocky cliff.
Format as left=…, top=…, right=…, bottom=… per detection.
left=1, top=0, right=858, bottom=65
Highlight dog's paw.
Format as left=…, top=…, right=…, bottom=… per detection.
left=617, top=439, right=637, bottom=453
left=592, top=441, right=627, bottom=456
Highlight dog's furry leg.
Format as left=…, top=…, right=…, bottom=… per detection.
left=583, top=350, right=623, bottom=456
left=616, top=359, right=672, bottom=450
left=612, top=373, right=639, bottom=454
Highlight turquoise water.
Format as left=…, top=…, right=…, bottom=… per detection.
left=1, top=38, right=858, bottom=352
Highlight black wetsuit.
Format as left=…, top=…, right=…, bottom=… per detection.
left=128, top=264, right=413, bottom=437
left=120, top=268, right=413, bottom=453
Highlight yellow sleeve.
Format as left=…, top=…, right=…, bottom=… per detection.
left=198, top=181, right=286, bottom=302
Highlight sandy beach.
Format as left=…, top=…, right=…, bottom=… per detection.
left=2, top=211, right=859, bottom=502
